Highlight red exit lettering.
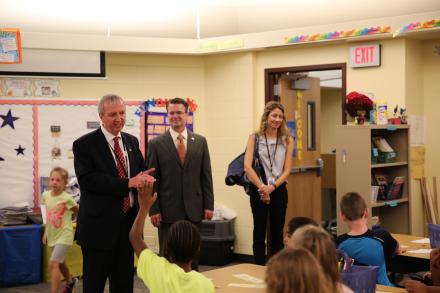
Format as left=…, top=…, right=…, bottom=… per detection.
left=355, top=46, right=375, bottom=64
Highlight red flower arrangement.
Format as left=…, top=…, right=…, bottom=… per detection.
left=345, top=91, right=374, bottom=117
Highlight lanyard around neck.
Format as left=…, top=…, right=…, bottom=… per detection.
left=264, top=133, right=278, bottom=175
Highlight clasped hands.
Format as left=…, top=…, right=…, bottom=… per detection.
left=258, top=184, right=275, bottom=205
left=128, top=168, right=156, bottom=189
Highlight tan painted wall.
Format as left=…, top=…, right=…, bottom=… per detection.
left=203, top=52, right=257, bottom=253
left=321, top=88, right=342, bottom=154
left=405, top=39, right=425, bottom=236
left=424, top=39, right=440, bottom=226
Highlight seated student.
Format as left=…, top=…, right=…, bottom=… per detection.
left=405, top=248, right=440, bottom=292
left=284, top=216, right=318, bottom=247
left=337, top=192, right=398, bottom=287
left=129, top=181, right=214, bottom=293
left=290, top=225, right=353, bottom=293
left=266, top=247, right=333, bottom=293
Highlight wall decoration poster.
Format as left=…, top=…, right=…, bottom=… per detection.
left=34, top=79, right=60, bottom=97
left=4, top=79, right=32, bottom=96
left=287, top=121, right=296, bottom=158
left=0, top=28, right=22, bottom=64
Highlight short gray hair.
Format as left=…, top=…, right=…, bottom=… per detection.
left=98, top=94, right=124, bottom=115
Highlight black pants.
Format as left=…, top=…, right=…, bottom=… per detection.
left=158, top=220, right=201, bottom=271
left=250, top=184, right=287, bottom=265
left=81, top=208, right=135, bottom=293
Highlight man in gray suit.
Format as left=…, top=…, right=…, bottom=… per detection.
left=146, top=98, right=214, bottom=268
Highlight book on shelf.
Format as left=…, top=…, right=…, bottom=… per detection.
left=372, top=137, right=394, bottom=153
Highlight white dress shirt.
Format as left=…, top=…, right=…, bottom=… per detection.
left=101, top=126, right=133, bottom=206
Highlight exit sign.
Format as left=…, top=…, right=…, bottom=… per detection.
left=349, top=44, right=381, bottom=68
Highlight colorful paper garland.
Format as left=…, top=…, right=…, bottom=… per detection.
left=285, top=26, right=391, bottom=44
left=393, top=19, right=440, bottom=37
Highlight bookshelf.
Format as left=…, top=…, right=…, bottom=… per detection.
left=336, top=124, right=410, bottom=235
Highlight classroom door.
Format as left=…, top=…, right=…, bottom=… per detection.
left=279, top=75, right=322, bottom=225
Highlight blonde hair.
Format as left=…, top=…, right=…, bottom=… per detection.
left=265, top=248, right=332, bottom=293
left=257, top=101, right=290, bottom=145
left=291, top=225, right=341, bottom=293
left=50, top=166, right=69, bottom=186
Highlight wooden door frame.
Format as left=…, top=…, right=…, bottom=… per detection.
left=264, top=63, right=347, bottom=124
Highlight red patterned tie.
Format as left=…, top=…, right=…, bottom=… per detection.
left=113, top=137, right=130, bottom=213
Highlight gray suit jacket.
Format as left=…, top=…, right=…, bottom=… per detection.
left=146, top=130, right=214, bottom=223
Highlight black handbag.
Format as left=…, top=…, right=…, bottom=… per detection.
left=225, top=135, right=266, bottom=196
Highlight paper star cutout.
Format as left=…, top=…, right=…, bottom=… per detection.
left=0, top=109, right=20, bottom=129
left=15, top=145, right=25, bottom=155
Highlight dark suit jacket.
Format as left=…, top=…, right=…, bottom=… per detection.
left=73, top=128, right=145, bottom=249
left=146, top=130, right=214, bottom=223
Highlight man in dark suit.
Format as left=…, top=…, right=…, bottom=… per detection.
left=73, top=94, right=153, bottom=293
left=146, top=98, right=214, bottom=268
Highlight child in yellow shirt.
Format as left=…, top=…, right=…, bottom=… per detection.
left=129, top=178, right=214, bottom=293
left=42, top=167, right=79, bottom=293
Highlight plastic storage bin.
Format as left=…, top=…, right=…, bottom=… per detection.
left=341, top=265, right=378, bottom=293
left=377, top=151, right=397, bottom=163
left=429, top=223, right=440, bottom=248
left=199, top=219, right=235, bottom=266
left=0, top=225, right=42, bottom=284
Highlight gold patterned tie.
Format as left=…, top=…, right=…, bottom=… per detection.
left=177, top=134, right=186, bottom=164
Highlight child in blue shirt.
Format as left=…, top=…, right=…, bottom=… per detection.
left=337, top=192, right=398, bottom=286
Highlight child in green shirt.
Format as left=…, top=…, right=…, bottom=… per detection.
left=42, top=167, right=79, bottom=293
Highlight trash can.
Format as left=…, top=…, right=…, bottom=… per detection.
left=199, top=219, right=235, bottom=266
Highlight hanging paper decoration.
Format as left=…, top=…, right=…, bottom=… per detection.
left=285, top=26, right=391, bottom=44
left=393, top=19, right=440, bottom=37
left=135, top=97, right=198, bottom=117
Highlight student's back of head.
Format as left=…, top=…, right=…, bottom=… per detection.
left=265, top=248, right=332, bottom=293
left=164, top=220, right=200, bottom=264
left=291, top=225, right=341, bottom=292
left=286, top=216, right=318, bottom=235
left=284, top=217, right=318, bottom=248
left=340, top=192, right=367, bottom=221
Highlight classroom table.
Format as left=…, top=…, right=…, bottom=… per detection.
left=202, top=263, right=405, bottom=292
left=376, top=284, right=407, bottom=292
left=388, top=234, right=431, bottom=275
left=393, top=233, right=431, bottom=260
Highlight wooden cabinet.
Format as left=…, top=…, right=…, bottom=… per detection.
left=336, top=125, right=410, bottom=235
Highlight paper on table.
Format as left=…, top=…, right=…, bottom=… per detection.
left=228, top=283, right=266, bottom=288
left=407, top=249, right=432, bottom=254
left=233, top=274, right=264, bottom=284
left=411, top=238, right=430, bottom=244
left=40, top=204, right=47, bottom=224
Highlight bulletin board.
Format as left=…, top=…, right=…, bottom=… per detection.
left=0, top=99, right=144, bottom=209
left=145, top=110, right=193, bottom=142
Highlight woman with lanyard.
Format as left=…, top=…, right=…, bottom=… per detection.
left=244, top=101, right=294, bottom=265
